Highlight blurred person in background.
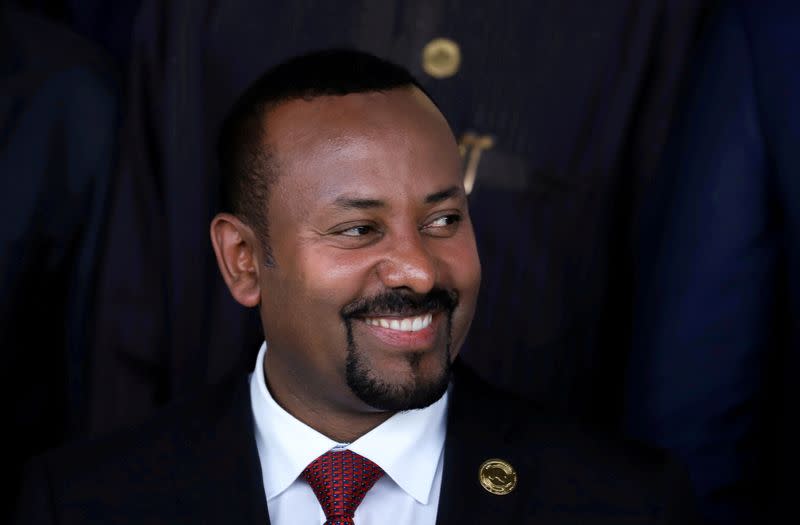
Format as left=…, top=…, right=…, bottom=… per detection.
left=626, top=1, right=800, bottom=523
left=0, top=2, right=119, bottom=521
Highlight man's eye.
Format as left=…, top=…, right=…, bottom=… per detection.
left=424, top=214, right=462, bottom=229
left=339, top=225, right=376, bottom=237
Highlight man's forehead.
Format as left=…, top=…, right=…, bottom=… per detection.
left=262, top=92, right=457, bottom=177
left=263, top=88, right=451, bottom=149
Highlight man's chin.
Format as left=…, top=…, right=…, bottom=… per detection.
left=345, top=353, right=451, bottom=411
left=343, top=307, right=454, bottom=411
left=352, top=376, right=450, bottom=412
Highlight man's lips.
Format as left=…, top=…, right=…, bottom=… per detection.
left=355, top=312, right=441, bottom=350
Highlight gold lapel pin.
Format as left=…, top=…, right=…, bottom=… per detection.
left=478, top=458, right=518, bottom=495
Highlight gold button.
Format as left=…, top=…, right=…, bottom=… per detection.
left=422, top=38, right=461, bottom=79
left=478, top=458, right=518, bottom=495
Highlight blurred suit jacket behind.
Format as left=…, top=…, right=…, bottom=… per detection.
left=626, top=0, right=800, bottom=523
left=0, top=5, right=118, bottom=521
left=90, top=0, right=709, bottom=434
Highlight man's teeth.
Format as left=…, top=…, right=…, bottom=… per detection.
left=365, top=313, right=433, bottom=332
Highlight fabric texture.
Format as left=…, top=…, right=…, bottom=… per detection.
left=0, top=6, right=119, bottom=522
left=303, top=450, right=384, bottom=525
left=625, top=1, right=800, bottom=523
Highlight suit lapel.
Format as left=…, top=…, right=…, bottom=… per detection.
left=436, top=361, right=531, bottom=525
left=170, top=377, right=271, bottom=525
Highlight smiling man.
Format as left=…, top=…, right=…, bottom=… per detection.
left=15, top=50, right=698, bottom=525
left=212, top=59, right=479, bottom=444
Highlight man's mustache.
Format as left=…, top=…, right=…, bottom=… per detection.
left=341, top=288, right=459, bottom=319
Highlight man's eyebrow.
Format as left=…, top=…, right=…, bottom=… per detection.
left=330, top=186, right=463, bottom=210
left=425, top=186, right=463, bottom=204
left=332, top=196, right=387, bottom=210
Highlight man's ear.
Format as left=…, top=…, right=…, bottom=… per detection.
left=210, top=213, right=262, bottom=307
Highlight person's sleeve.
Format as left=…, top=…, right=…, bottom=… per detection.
left=660, top=458, right=702, bottom=525
left=625, top=4, right=776, bottom=524
left=88, top=0, right=170, bottom=435
left=13, top=458, right=57, bottom=525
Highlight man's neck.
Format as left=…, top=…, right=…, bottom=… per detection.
left=263, top=357, right=394, bottom=443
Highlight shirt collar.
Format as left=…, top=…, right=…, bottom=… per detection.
left=249, top=342, right=448, bottom=505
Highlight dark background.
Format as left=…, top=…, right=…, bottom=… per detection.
left=3, top=1, right=797, bottom=524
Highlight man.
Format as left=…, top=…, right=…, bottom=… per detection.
left=89, top=0, right=711, bottom=439
left=15, top=50, right=698, bottom=524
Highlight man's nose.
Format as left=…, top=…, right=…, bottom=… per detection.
left=376, top=231, right=437, bottom=294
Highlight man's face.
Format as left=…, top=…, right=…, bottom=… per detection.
left=258, top=87, right=480, bottom=414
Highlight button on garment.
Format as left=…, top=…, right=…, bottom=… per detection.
left=421, top=37, right=461, bottom=78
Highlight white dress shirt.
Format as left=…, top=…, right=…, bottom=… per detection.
left=249, top=343, right=448, bottom=525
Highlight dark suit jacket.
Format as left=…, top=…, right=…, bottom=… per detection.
left=0, top=6, right=119, bottom=521
left=625, top=1, right=800, bottom=523
left=15, top=363, right=698, bottom=524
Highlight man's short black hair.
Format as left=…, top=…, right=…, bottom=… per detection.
left=218, top=49, right=428, bottom=265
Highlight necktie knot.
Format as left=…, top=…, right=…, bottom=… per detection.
left=302, top=449, right=384, bottom=525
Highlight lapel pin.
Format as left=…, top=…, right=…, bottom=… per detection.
left=478, top=458, right=517, bottom=495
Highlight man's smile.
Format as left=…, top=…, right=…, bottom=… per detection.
left=364, top=313, right=433, bottom=332
left=356, top=312, right=443, bottom=350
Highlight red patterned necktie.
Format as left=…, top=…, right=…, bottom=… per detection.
left=302, top=449, right=385, bottom=525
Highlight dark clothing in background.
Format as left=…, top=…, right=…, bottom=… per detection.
left=14, top=362, right=700, bottom=525
left=0, top=6, right=119, bottom=521
left=625, top=1, right=800, bottom=524
left=90, top=0, right=708, bottom=439
left=9, top=0, right=142, bottom=65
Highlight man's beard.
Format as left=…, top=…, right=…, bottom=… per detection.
left=341, top=288, right=458, bottom=411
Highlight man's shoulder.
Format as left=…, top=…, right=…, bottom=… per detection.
left=444, top=362, right=698, bottom=523
left=15, top=376, right=264, bottom=525
left=44, top=375, right=249, bottom=473
left=452, top=361, right=673, bottom=464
